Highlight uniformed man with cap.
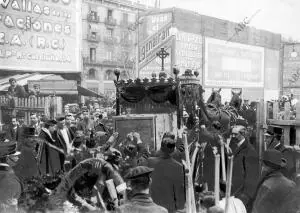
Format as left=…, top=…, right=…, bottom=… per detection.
left=116, top=166, right=167, bottom=213
left=0, top=141, right=22, bottom=212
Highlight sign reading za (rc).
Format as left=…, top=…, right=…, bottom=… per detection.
left=0, top=0, right=81, bottom=72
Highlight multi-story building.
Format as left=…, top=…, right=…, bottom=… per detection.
left=81, top=0, right=155, bottom=97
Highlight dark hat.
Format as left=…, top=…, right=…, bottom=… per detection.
left=9, top=78, right=16, bottom=83
left=124, top=166, right=154, bottom=180
left=16, top=111, right=25, bottom=118
left=265, top=125, right=282, bottom=136
left=55, top=115, right=65, bottom=121
left=262, top=149, right=287, bottom=169
left=0, top=131, right=7, bottom=142
left=45, top=119, right=57, bottom=126
left=23, top=127, right=38, bottom=137
left=0, top=141, right=19, bottom=157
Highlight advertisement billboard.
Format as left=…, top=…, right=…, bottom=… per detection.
left=175, top=31, right=203, bottom=82
left=204, top=38, right=264, bottom=88
left=0, top=0, right=81, bottom=72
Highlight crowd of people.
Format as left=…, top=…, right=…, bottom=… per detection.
left=0, top=95, right=300, bottom=212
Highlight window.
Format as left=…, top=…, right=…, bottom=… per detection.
left=90, top=10, right=97, bottom=20
left=123, top=13, right=128, bottom=24
left=105, top=69, right=114, bottom=80
left=90, top=48, right=96, bottom=61
left=107, top=9, right=113, bottom=19
left=88, top=68, right=96, bottom=79
left=91, top=32, right=97, bottom=39
left=106, top=51, right=112, bottom=60
left=107, top=29, right=113, bottom=37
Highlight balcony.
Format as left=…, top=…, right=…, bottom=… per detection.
left=87, top=34, right=101, bottom=43
left=83, top=57, right=101, bottom=66
left=87, top=14, right=100, bottom=23
left=105, top=17, right=117, bottom=27
left=103, top=36, right=118, bottom=45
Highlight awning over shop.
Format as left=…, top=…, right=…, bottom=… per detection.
left=77, top=85, right=104, bottom=98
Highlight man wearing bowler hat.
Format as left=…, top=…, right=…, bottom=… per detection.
left=0, top=141, right=22, bottom=212
left=117, top=166, right=167, bottom=213
left=252, top=149, right=296, bottom=213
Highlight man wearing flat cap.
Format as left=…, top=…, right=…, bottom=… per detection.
left=141, top=132, right=185, bottom=213
left=116, top=166, right=167, bottom=213
left=228, top=125, right=259, bottom=212
left=7, top=78, right=27, bottom=98
left=252, top=149, right=295, bottom=213
left=37, top=119, right=64, bottom=176
left=0, top=141, right=22, bottom=212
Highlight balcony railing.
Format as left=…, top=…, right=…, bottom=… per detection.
left=83, top=57, right=101, bottom=66
left=87, top=34, right=101, bottom=43
left=105, top=17, right=117, bottom=26
left=103, top=36, right=118, bottom=45
left=87, top=14, right=100, bottom=23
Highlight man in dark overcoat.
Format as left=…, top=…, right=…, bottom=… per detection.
left=37, top=119, right=64, bottom=176
left=141, top=132, right=185, bottom=213
left=0, top=141, right=22, bottom=212
left=252, top=149, right=295, bottom=213
left=229, top=125, right=259, bottom=212
left=117, top=166, right=168, bottom=213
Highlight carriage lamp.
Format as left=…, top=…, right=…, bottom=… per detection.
left=291, top=44, right=298, bottom=58
left=114, top=68, right=121, bottom=81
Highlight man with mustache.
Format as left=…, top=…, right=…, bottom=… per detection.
left=228, top=125, right=259, bottom=212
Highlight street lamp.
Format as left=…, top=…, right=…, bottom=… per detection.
left=170, top=27, right=178, bottom=36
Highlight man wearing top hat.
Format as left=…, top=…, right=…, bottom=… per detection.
left=252, top=149, right=296, bottom=213
left=14, top=127, right=40, bottom=182
left=37, top=119, right=64, bottom=176
left=0, top=141, right=22, bottom=212
left=117, top=166, right=167, bottom=213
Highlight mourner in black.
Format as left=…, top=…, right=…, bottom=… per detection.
left=117, top=166, right=167, bottom=213
left=252, top=149, right=295, bottom=213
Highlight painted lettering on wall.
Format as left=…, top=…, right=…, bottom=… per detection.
left=0, top=0, right=78, bottom=71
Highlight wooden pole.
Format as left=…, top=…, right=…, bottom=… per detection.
left=182, top=133, right=196, bottom=213
left=214, top=154, right=220, bottom=205
left=225, top=156, right=233, bottom=213
left=220, top=136, right=227, bottom=182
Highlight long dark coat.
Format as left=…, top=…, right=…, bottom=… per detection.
left=53, top=128, right=74, bottom=170
left=38, top=129, right=64, bottom=175
left=14, top=138, right=40, bottom=182
left=142, top=155, right=185, bottom=213
left=252, top=171, right=295, bottom=213
left=229, top=139, right=260, bottom=211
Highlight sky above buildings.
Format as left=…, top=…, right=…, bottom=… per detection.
left=160, top=0, right=299, bottom=40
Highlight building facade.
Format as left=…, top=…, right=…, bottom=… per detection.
left=81, top=0, right=155, bottom=97
left=138, top=8, right=282, bottom=102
